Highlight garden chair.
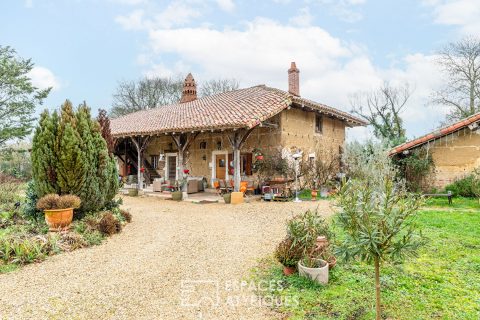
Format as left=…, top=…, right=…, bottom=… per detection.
left=240, top=181, right=248, bottom=195
left=246, top=180, right=255, bottom=195
left=212, top=179, right=223, bottom=196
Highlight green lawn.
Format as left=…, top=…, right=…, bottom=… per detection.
left=253, top=200, right=480, bottom=319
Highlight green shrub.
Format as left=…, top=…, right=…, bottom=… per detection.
left=81, top=230, right=104, bottom=246
left=31, top=101, right=119, bottom=214
left=287, top=209, right=332, bottom=261
left=274, top=237, right=303, bottom=268
left=0, top=234, right=59, bottom=265
left=0, top=180, right=22, bottom=211
left=23, top=180, right=41, bottom=220
left=445, top=170, right=480, bottom=198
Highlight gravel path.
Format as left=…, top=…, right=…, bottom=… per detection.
left=0, top=197, right=332, bottom=320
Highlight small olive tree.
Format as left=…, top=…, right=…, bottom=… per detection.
left=337, top=145, right=424, bottom=320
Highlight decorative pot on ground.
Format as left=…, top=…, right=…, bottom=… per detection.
left=44, top=208, right=74, bottom=231
left=36, top=194, right=81, bottom=232
left=283, top=266, right=296, bottom=276
left=171, top=191, right=183, bottom=201
left=298, top=258, right=329, bottom=285
left=231, top=191, right=244, bottom=204
left=320, top=187, right=328, bottom=198
left=223, top=193, right=231, bottom=204
left=311, top=189, right=318, bottom=201
left=128, top=188, right=138, bottom=196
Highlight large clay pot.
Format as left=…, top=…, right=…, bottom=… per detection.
left=171, top=191, right=183, bottom=201
left=298, top=258, right=329, bottom=285
left=128, top=188, right=138, bottom=197
left=311, top=190, right=318, bottom=201
left=44, top=208, right=74, bottom=231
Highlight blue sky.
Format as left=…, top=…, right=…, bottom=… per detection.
left=1, top=0, right=479, bottom=140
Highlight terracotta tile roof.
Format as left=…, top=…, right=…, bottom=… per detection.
left=390, top=112, right=480, bottom=156
left=110, top=85, right=366, bottom=137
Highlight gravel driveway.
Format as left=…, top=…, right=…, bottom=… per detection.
left=0, top=196, right=332, bottom=320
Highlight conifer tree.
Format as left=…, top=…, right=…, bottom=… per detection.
left=31, top=110, right=59, bottom=195
left=31, top=100, right=119, bottom=215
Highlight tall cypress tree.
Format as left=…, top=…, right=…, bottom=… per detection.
left=31, top=100, right=119, bottom=215
left=56, top=101, right=86, bottom=196
left=31, top=110, right=59, bottom=195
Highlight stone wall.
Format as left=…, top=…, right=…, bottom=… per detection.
left=428, top=128, right=480, bottom=188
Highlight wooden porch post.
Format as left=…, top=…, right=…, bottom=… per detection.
left=130, top=136, right=150, bottom=190
left=170, top=132, right=199, bottom=184
left=227, top=128, right=255, bottom=192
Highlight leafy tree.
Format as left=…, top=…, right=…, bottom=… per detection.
left=110, top=76, right=240, bottom=117
left=337, top=148, right=423, bottom=320
left=433, top=37, right=480, bottom=123
left=351, top=82, right=411, bottom=146
left=0, top=46, right=50, bottom=145
left=31, top=100, right=119, bottom=214
left=199, top=78, right=239, bottom=97
left=110, top=76, right=183, bottom=117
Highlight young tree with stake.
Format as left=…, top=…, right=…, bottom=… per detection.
left=337, top=148, right=424, bottom=320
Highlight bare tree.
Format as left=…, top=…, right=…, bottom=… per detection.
left=199, top=78, right=239, bottom=97
left=434, top=37, right=480, bottom=123
left=350, top=82, right=412, bottom=146
left=110, top=76, right=183, bottom=118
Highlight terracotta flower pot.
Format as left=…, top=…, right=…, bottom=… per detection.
left=44, top=208, right=74, bottom=231
left=311, top=190, right=317, bottom=201
left=283, top=266, right=296, bottom=276
left=327, top=256, right=337, bottom=269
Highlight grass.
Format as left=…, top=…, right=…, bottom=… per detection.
left=253, top=198, right=480, bottom=319
left=424, top=196, right=479, bottom=210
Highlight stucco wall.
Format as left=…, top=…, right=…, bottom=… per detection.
left=138, top=109, right=348, bottom=185
left=280, top=107, right=346, bottom=157
left=429, top=128, right=480, bottom=188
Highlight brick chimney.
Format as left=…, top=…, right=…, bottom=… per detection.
left=288, top=62, right=300, bottom=96
left=180, top=73, right=197, bottom=103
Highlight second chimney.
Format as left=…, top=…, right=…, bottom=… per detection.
left=288, top=62, right=300, bottom=96
left=180, top=73, right=197, bottom=103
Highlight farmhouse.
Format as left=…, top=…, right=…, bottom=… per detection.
left=110, top=63, right=366, bottom=191
left=390, top=112, right=480, bottom=188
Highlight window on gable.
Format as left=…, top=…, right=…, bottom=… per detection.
left=199, top=141, right=207, bottom=149
left=315, top=114, right=323, bottom=133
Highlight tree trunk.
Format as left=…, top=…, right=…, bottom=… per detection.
left=177, top=150, right=184, bottom=188
left=374, top=256, right=381, bottom=320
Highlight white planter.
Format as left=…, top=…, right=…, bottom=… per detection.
left=298, top=259, right=329, bottom=285
left=182, top=191, right=188, bottom=200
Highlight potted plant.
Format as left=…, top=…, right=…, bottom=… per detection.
left=297, top=256, right=329, bottom=284
left=275, top=237, right=302, bottom=275
left=36, top=194, right=81, bottom=231
left=287, top=209, right=333, bottom=284
left=223, top=192, right=231, bottom=204
left=172, top=169, right=190, bottom=201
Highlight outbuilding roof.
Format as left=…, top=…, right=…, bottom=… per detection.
left=110, top=84, right=366, bottom=137
left=390, top=112, right=480, bottom=156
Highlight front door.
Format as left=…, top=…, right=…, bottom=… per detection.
left=167, top=156, right=177, bottom=181
left=215, top=154, right=226, bottom=180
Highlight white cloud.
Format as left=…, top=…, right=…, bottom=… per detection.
left=109, top=0, right=146, bottom=4
left=423, top=0, right=480, bottom=34
left=115, top=1, right=203, bottom=30
left=28, top=66, right=61, bottom=91
left=115, top=9, right=146, bottom=30
left=118, top=13, right=446, bottom=140
left=289, top=7, right=314, bottom=27
left=24, top=0, right=33, bottom=8
left=216, top=0, right=235, bottom=12
left=316, top=0, right=366, bottom=23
